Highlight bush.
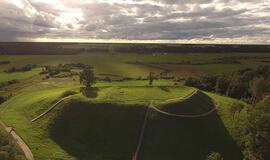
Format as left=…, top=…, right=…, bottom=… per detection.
left=5, top=64, right=36, bottom=73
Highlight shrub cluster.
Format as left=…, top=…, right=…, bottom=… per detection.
left=5, top=64, right=37, bottom=73
left=0, top=131, right=26, bottom=160
left=126, top=59, right=241, bottom=65
left=41, top=63, right=87, bottom=78
left=0, top=80, right=19, bottom=88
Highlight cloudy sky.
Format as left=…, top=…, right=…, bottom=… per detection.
left=0, top=0, right=270, bottom=44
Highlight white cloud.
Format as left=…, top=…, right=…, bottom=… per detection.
left=0, top=0, right=269, bottom=43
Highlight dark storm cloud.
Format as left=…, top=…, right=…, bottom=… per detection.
left=0, top=0, right=269, bottom=43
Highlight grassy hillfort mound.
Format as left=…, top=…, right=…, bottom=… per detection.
left=0, top=80, right=250, bottom=159
left=46, top=87, right=247, bottom=160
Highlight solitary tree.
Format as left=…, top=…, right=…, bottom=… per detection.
left=149, top=72, right=155, bottom=86
left=80, top=66, right=95, bottom=88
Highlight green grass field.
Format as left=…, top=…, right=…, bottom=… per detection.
left=0, top=68, right=42, bottom=83
left=0, top=52, right=256, bottom=160
left=0, top=52, right=268, bottom=78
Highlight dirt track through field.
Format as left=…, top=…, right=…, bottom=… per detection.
left=0, top=120, right=34, bottom=160
left=31, top=95, right=73, bottom=122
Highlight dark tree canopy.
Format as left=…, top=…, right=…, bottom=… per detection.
left=185, top=65, right=270, bottom=104
left=80, top=66, right=95, bottom=88
left=148, top=72, right=155, bottom=86
left=249, top=78, right=269, bottom=105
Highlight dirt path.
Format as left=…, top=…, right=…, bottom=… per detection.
left=151, top=93, right=218, bottom=118
left=150, top=103, right=217, bottom=118
left=0, top=120, right=34, bottom=160
left=31, top=95, right=73, bottom=122
left=132, top=101, right=152, bottom=160
left=162, top=88, right=198, bottom=104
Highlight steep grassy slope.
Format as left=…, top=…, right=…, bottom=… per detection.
left=50, top=100, right=146, bottom=160
left=140, top=91, right=245, bottom=160
left=157, top=90, right=214, bottom=115
left=0, top=87, right=80, bottom=159
left=206, top=92, right=249, bottom=147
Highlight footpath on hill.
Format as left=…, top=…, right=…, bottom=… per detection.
left=132, top=101, right=152, bottom=160
left=0, top=120, right=34, bottom=160
left=31, top=95, right=73, bottom=122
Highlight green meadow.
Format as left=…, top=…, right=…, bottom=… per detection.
left=0, top=52, right=262, bottom=160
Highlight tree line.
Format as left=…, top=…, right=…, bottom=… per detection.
left=5, top=64, right=37, bottom=73
left=185, top=65, right=270, bottom=105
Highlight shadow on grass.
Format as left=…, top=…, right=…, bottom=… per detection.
left=49, top=94, right=243, bottom=160
left=81, top=87, right=99, bottom=98
left=161, top=91, right=216, bottom=115
left=49, top=100, right=145, bottom=160
left=140, top=94, right=243, bottom=160
left=158, top=86, right=170, bottom=92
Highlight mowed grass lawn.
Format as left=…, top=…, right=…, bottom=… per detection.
left=0, top=78, right=249, bottom=160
